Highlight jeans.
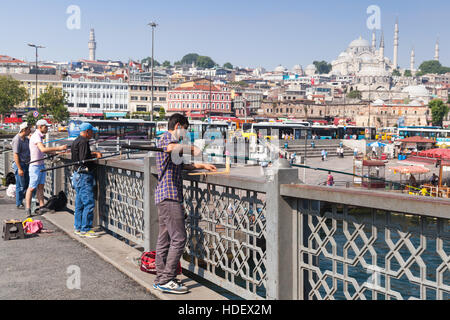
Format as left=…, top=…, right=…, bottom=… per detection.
left=72, top=172, right=95, bottom=232
left=12, top=162, right=29, bottom=206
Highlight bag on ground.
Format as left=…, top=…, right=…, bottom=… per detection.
left=140, top=251, right=182, bottom=275
left=42, top=191, right=67, bottom=211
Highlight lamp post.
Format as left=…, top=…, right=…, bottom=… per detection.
left=148, top=22, right=157, bottom=122
left=28, top=43, right=45, bottom=112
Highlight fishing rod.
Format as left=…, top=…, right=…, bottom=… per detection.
left=41, top=149, right=143, bottom=172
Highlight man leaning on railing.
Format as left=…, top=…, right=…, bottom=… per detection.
left=153, top=113, right=216, bottom=294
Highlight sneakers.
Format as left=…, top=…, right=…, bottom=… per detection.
left=25, top=208, right=33, bottom=217
left=74, top=230, right=84, bottom=236
left=81, top=230, right=100, bottom=238
left=156, top=280, right=189, bottom=294
left=16, top=204, right=24, bottom=209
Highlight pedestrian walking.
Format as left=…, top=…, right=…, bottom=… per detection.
left=25, top=120, right=67, bottom=217
left=11, top=122, right=31, bottom=208
left=340, top=147, right=344, bottom=158
left=321, top=149, right=326, bottom=161
left=71, top=123, right=102, bottom=238
left=353, top=147, right=358, bottom=158
left=154, top=113, right=216, bottom=294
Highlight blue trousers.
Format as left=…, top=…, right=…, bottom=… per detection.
left=12, top=162, right=29, bottom=206
left=72, top=172, right=95, bottom=232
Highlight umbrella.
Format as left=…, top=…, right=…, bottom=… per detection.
left=418, top=148, right=450, bottom=160
left=389, top=166, right=430, bottom=174
left=369, top=141, right=386, bottom=148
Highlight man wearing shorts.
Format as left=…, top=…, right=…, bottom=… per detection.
left=25, top=119, right=67, bottom=217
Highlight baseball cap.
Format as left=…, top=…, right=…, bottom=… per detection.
left=79, top=122, right=98, bottom=132
left=19, top=122, right=30, bottom=132
left=36, top=119, right=51, bottom=127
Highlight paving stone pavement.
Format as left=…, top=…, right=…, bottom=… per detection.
left=0, top=189, right=157, bottom=300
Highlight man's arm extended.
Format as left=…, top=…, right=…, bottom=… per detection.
left=37, top=142, right=67, bottom=154
left=184, top=163, right=217, bottom=171
left=13, top=153, right=24, bottom=176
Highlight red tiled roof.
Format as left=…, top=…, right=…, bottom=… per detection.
left=172, top=84, right=222, bottom=92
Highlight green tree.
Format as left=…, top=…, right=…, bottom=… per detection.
left=38, top=85, right=70, bottom=124
left=141, top=57, right=160, bottom=67
left=313, top=60, right=332, bottom=74
left=0, top=75, right=28, bottom=117
left=347, top=90, right=362, bottom=100
left=392, top=69, right=401, bottom=76
left=196, top=56, right=216, bottom=68
left=25, top=111, right=43, bottom=126
left=404, top=70, right=412, bottom=77
left=223, top=62, right=233, bottom=69
left=162, top=60, right=171, bottom=68
left=158, top=107, right=166, bottom=120
left=417, top=60, right=450, bottom=76
left=180, top=53, right=200, bottom=65
left=428, top=99, right=449, bottom=126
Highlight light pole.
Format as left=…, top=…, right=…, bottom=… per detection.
left=28, top=43, right=45, bottom=112
left=148, top=22, right=157, bottom=122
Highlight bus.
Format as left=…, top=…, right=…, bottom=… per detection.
left=243, top=122, right=310, bottom=140
left=397, top=127, right=450, bottom=146
left=338, top=126, right=376, bottom=140
left=68, top=119, right=157, bottom=140
left=185, top=120, right=231, bottom=142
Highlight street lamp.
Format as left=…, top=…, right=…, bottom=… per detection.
left=147, top=22, right=157, bottom=122
left=27, top=43, right=45, bottom=111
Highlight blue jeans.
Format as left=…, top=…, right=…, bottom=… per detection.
left=72, top=172, right=95, bottom=232
left=12, top=162, right=29, bottom=206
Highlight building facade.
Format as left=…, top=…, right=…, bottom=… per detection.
left=62, top=74, right=128, bottom=117
left=128, top=72, right=169, bottom=114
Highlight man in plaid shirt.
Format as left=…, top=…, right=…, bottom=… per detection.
left=153, top=113, right=216, bottom=294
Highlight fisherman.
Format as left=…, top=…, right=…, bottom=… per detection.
left=153, top=113, right=216, bottom=294
left=71, top=122, right=102, bottom=238
left=11, top=122, right=31, bottom=208
left=25, top=119, right=67, bottom=217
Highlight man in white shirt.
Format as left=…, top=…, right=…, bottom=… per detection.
left=25, top=119, right=67, bottom=217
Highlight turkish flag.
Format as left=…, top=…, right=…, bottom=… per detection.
left=311, top=78, right=315, bottom=85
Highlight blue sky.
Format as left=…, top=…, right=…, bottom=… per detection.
left=0, top=0, right=448, bottom=70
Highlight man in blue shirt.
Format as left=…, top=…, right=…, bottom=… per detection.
left=11, top=122, right=31, bottom=208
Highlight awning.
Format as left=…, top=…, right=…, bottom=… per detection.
left=105, top=112, right=127, bottom=118
left=389, top=166, right=430, bottom=174
left=418, top=148, right=450, bottom=160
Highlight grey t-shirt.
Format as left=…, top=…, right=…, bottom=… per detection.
left=11, top=134, right=30, bottom=163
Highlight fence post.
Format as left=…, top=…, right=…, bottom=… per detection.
left=264, top=164, right=300, bottom=300
left=143, top=156, right=158, bottom=252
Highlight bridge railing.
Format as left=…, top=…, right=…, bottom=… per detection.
left=44, top=155, right=450, bottom=300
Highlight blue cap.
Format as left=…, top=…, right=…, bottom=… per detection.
left=79, top=122, right=98, bottom=132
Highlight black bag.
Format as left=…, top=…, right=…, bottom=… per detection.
left=5, top=172, right=15, bottom=186
left=43, top=191, right=67, bottom=211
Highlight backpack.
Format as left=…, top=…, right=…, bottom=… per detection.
left=42, top=191, right=68, bottom=211
left=140, top=251, right=182, bottom=275
left=5, top=172, right=15, bottom=186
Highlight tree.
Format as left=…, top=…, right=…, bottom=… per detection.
left=0, top=75, right=28, bottom=118
left=196, top=56, right=216, bottom=68
left=392, top=69, right=401, bottom=76
left=428, top=99, right=449, bottom=127
left=162, top=60, right=171, bottom=68
left=25, top=111, right=43, bottom=126
left=404, top=70, right=412, bottom=77
left=416, top=60, right=450, bottom=76
left=158, top=107, right=166, bottom=120
left=223, top=62, right=233, bottom=69
left=141, top=57, right=160, bottom=67
left=347, top=90, right=362, bottom=100
left=313, top=61, right=332, bottom=74
left=38, top=85, right=70, bottom=124
left=180, top=53, right=200, bottom=66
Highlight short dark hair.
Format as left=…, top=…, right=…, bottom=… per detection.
left=168, top=113, right=189, bottom=130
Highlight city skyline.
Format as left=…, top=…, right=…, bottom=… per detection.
left=0, top=0, right=448, bottom=71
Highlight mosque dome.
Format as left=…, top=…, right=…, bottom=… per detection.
left=402, top=85, right=430, bottom=98
left=274, top=65, right=287, bottom=73
left=373, top=99, right=385, bottom=106
left=349, top=36, right=371, bottom=48
left=338, top=52, right=349, bottom=59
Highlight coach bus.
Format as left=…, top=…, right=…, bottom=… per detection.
left=397, top=127, right=450, bottom=146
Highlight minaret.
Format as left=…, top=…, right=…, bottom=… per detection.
left=372, top=30, right=376, bottom=51
left=410, top=47, right=415, bottom=72
left=393, top=18, right=399, bottom=69
left=88, top=29, right=96, bottom=61
left=379, top=31, right=385, bottom=61
left=434, top=38, right=439, bottom=61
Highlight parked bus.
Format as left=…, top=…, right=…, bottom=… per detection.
left=376, top=127, right=398, bottom=141
left=67, top=119, right=157, bottom=140
left=397, top=127, right=450, bottom=146
left=338, top=126, right=376, bottom=140
left=242, top=122, right=310, bottom=140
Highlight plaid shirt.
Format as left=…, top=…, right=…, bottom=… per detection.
left=155, top=131, right=183, bottom=204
